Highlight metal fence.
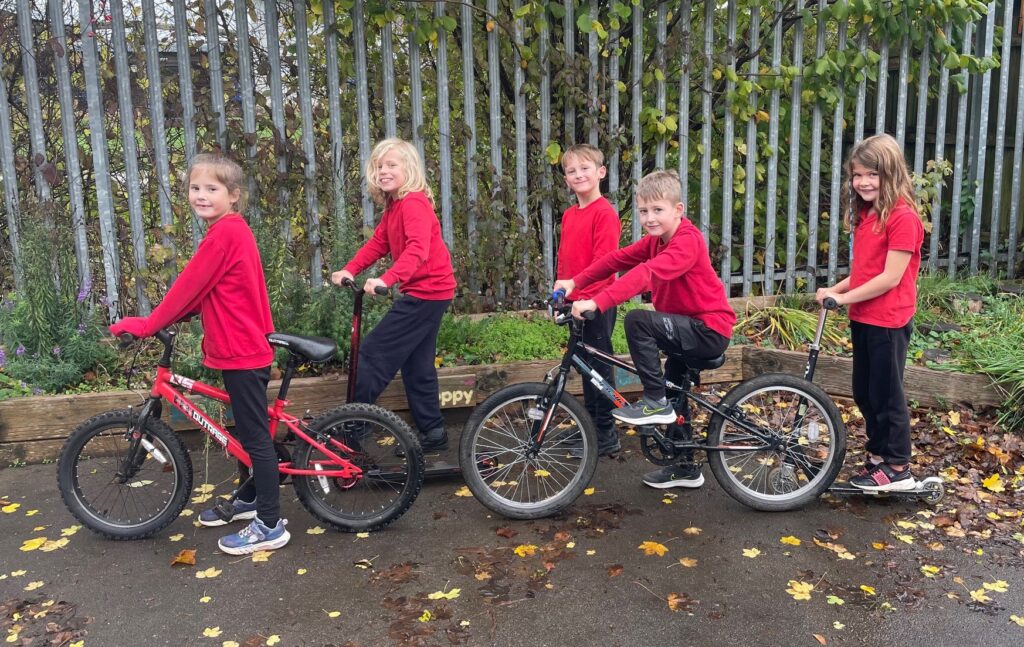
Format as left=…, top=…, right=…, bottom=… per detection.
left=1, top=0, right=1023, bottom=317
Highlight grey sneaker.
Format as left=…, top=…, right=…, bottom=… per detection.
left=612, top=398, right=677, bottom=425
left=198, top=496, right=258, bottom=527
left=568, top=438, right=621, bottom=459
left=641, top=464, right=705, bottom=489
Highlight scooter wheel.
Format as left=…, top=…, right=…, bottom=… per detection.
left=921, top=478, right=944, bottom=505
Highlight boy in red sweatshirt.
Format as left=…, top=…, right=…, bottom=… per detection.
left=554, top=170, right=734, bottom=489
left=555, top=144, right=622, bottom=457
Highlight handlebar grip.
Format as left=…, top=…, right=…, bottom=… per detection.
left=822, top=297, right=839, bottom=310
left=582, top=309, right=597, bottom=320
left=374, top=285, right=389, bottom=296
left=340, top=277, right=357, bottom=290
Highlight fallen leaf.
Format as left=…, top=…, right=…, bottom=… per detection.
left=306, top=526, right=326, bottom=535
left=826, top=595, right=845, bottom=605
left=427, top=588, right=461, bottom=600
left=266, top=636, right=281, bottom=646
left=683, top=526, right=702, bottom=535
left=2, top=503, right=21, bottom=513
left=251, top=550, right=273, bottom=563
left=970, top=588, right=992, bottom=604
left=742, top=547, right=761, bottom=558
left=586, top=549, right=596, bottom=556
left=813, top=634, right=827, bottom=645
left=860, top=585, right=876, bottom=596
left=1009, top=615, right=1024, bottom=627
left=60, top=525, right=81, bottom=537
left=171, top=549, right=197, bottom=567
left=666, top=592, right=691, bottom=612
left=296, top=568, right=307, bottom=575
left=454, top=486, right=473, bottom=497
left=833, top=621, right=845, bottom=629
left=982, top=473, right=1005, bottom=493
left=418, top=610, right=431, bottom=622
left=20, top=537, right=47, bottom=552
left=533, top=469, right=551, bottom=477
left=353, top=559, right=373, bottom=569
left=495, top=527, right=518, bottom=539
left=222, top=642, right=240, bottom=647
left=23, top=581, right=44, bottom=591
left=202, top=627, right=222, bottom=638
left=169, top=534, right=185, bottom=542
left=677, top=557, right=698, bottom=567
left=326, top=610, right=341, bottom=618
left=639, top=541, right=669, bottom=557
left=199, top=596, right=211, bottom=603
left=195, top=567, right=222, bottom=579
left=607, top=564, right=624, bottom=577
left=780, top=536, right=801, bottom=546
left=920, top=565, right=941, bottom=578
left=514, top=544, right=538, bottom=557
left=983, top=580, right=1009, bottom=593
left=355, top=532, right=370, bottom=539
left=583, top=487, right=596, bottom=495
left=786, top=580, right=813, bottom=601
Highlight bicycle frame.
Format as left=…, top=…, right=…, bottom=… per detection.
left=127, top=333, right=360, bottom=480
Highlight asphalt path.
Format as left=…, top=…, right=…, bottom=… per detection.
left=2, top=433, right=1022, bottom=647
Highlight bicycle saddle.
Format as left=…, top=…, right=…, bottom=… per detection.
left=666, top=353, right=727, bottom=371
left=267, top=332, right=338, bottom=363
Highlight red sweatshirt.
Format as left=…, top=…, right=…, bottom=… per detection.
left=573, top=217, right=735, bottom=339
left=848, top=198, right=923, bottom=328
left=556, top=196, right=621, bottom=301
left=109, top=214, right=275, bottom=370
left=343, top=191, right=456, bottom=300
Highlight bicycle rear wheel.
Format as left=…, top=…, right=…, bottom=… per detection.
left=706, top=373, right=846, bottom=511
left=292, top=403, right=424, bottom=532
left=57, top=409, right=193, bottom=539
left=458, top=382, right=598, bottom=519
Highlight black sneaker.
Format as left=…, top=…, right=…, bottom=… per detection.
left=612, top=398, right=677, bottom=426
left=850, top=462, right=916, bottom=492
left=419, top=428, right=449, bottom=453
left=568, top=438, right=621, bottom=459
left=641, top=464, right=705, bottom=489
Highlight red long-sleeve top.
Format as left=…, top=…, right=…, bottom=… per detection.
left=109, top=214, right=275, bottom=370
left=555, top=196, right=621, bottom=301
left=343, top=191, right=456, bottom=300
left=573, top=217, right=736, bottom=339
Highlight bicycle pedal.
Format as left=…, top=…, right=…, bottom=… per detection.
left=638, top=425, right=658, bottom=437
left=212, top=500, right=236, bottom=523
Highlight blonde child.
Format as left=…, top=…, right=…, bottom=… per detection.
left=110, top=153, right=288, bottom=554
left=816, top=133, right=924, bottom=492
left=331, top=139, right=456, bottom=451
left=555, top=144, right=622, bottom=457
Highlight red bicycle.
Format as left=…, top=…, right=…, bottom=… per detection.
left=57, top=281, right=424, bottom=539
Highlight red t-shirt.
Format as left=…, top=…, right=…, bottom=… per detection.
left=556, top=196, right=621, bottom=301
left=573, top=217, right=735, bottom=339
left=109, top=214, right=275, bottom=370
left=847, top=198, right=924, bottom=328
left=343, top=191, right=456, bottom=300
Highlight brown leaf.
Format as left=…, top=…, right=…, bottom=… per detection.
left=813, top=634, right=827, bottom=645
left=553, top=531, right=572, bottom=542
left=170, top=549, right=196, bottom=567
left=495, top=527, right=518, bottom=539
left=607, top=564, right=624, bottom=577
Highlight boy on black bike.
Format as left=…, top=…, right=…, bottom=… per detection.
left=553, top=170, right=735, bottom=490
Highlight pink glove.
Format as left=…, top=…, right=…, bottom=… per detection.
left=109, top=317, right=150, bottom=339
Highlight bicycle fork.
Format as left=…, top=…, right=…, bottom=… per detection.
left=116, top=397, right=167, bottom=482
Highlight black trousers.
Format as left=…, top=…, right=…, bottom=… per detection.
left=354, top=295, right=451, bottom=435
left=850, top=320, right=913, bottom=465
left=224, top=367, right=279, bottom=527
left=623, top=309, right=730, bottom=402
left=581, top=305, right=617, bottom=444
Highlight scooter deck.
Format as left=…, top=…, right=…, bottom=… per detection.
left=421, top=444, right=462, bottom=478
left=828, top=476, right=945, bottom=504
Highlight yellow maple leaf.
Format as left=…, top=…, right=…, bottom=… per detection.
left=970, top=588, right=991, bottom=603
left=326, top=610, right=341, bottom=618
left=533, top=469, right=551, bottom=478
left=418, top=610, right=432, bottom=622
left=296, top=568, right=307, bottom=575
left=10, top=570, right=26, bottom=577
left=586, top=549, right=596, bottom=556
left=2, top=503, right=21, bottom=513
left=638, top=541, right=668, bottom=556
left=982, top=473, right=1005, bottom=493
left=677, top=557, right=698, bottom=567
left=742, top=547, right=761, bottom=558
left=983, top=580, right=1009, bottom=593
left=661, top=498, right=674, bottom=505
left=786, top=580, right=813, bottom=600
left=168, top=534, right=184, bottom=542
left=583, top=487, right=595, bottom=495
left=266, top=636, right=281, bottom=646
left=23, top=581, right=44, bottom=591
left=427, top=588, right=461, bottom=600
left=355, top=532, right=370, bottom=538
left=920, top=565, right=941, bottom=578
left=454, top=486, right=473, bottom=497
left=195, top=567, right=222, bottom=579
left=20, top=537, right=47, bottom=552
left=780, top=536, right=801, bottom=546
left=39, top=538, right=70, bottom=552
left=514, top=544, right=538, bottom=557
left=859, top=585, right=876, bottom=596
left=566, top=541, right=576, bottom=548
left=948, top=411, right=961, bottom=426
left=666, top=592, right=687, bottom=612
left=199, top=596, right=211, bottom=603
left=194, top=483, right=216, bottom=494
left=69, top=642, right=84, bottom=647
left=683, top=526, right=702, bottom=535
left=60, top=525, right=80, bottom=537
left=1009, top=615, right=1024, bottom=627
left=251, top=550, right=273, bottom=563
left=201, top=627, right=222, bottom=638
left=896, top=520, right=918, bottom=529
left=894, top=534, right=914, bottom=544
left=223, top=642, right=240, bottom=647
left=306, top=526, right=326, bottom=535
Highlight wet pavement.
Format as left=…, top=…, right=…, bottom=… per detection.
left=2, top=432, right=1022, bottom=647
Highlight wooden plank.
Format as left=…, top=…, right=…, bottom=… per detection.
left=741, top=347, right=1001, bottom=409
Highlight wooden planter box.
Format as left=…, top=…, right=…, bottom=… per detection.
left=0, top=344, right=998, bottom=465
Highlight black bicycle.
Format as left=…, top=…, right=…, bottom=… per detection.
left=458, top=295, right=847, bottom=519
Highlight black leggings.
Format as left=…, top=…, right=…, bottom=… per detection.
left=224, top=367, right=279, bottom=527
left=850, top=320, right=913, bottom=465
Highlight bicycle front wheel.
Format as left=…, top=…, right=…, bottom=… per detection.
left=293, top=403, right=424, bottom=532
left=459, top=382, right=598, bottom=519
left=57, top=409, right=193, bottom=539
left=706, top=373, right=846, bottom=511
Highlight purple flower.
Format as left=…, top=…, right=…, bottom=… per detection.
left=77, top=276, right=92, bottom=303
left=52, top=346, right=62, bottom=357
left=77, top=323, right=87, bottom=333
left=15, top=344, right=24, bottom=356
left=1, top=298, right=12, bottom=310
left=0, top=347, right=6, bottom=368
left=31, top=387, right=42, bottom=395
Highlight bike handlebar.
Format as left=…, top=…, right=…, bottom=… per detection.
left=340, top=277, right=389, bottom=296
left=822, top=297, right=839, bottom=311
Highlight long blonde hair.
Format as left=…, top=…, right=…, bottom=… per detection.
left=365, top=138, right=434, bottom=206
left=843, top=133, right=916, bottom=232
